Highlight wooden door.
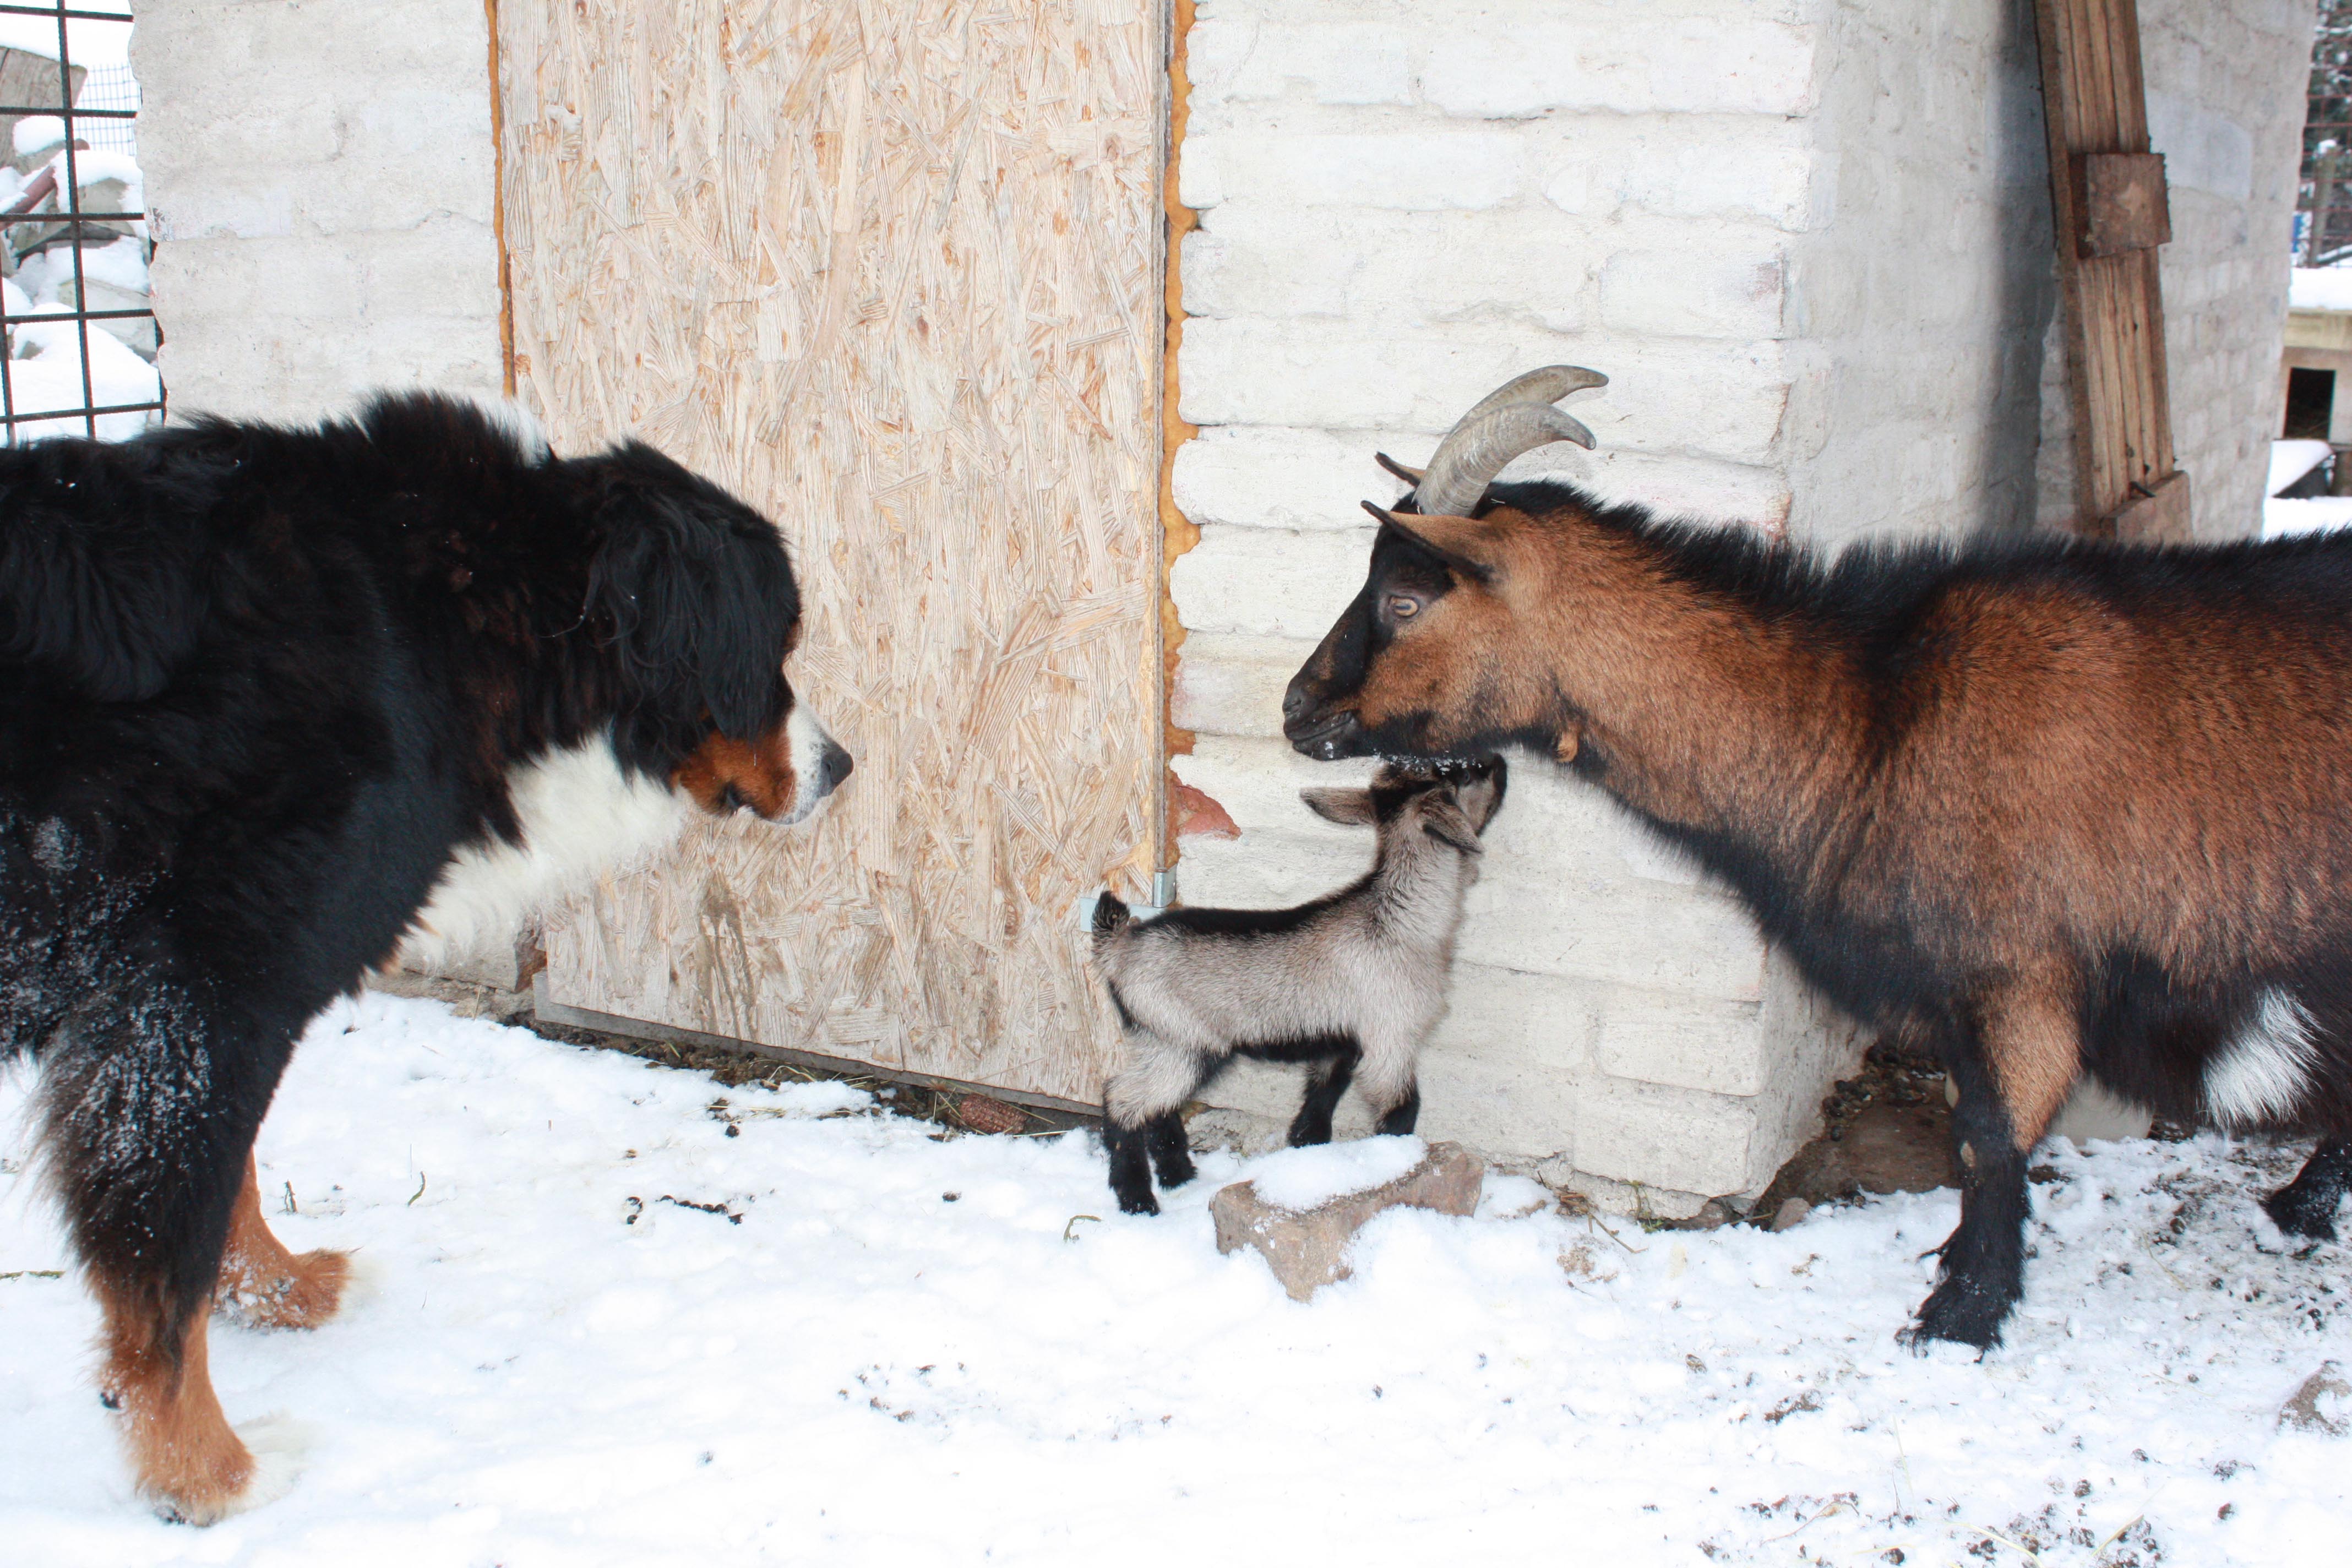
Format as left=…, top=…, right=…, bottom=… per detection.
left=494, top=1, right=1165, bottom=1106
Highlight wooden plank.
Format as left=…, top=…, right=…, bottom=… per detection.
left=496, top=0, right=1165, bottom=1104
left=2034, top=0, right=2180, bottom=537
left=2103, top=469, right=2193, bottom=544
left=2075, top=151, right=2170, bottom=256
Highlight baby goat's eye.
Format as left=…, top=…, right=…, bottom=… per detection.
left=1386, top=595, right=1420, bottom=620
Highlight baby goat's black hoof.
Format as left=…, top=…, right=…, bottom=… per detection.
left=1114, top=1186, right=1161, bottom=1217
left=1147, top=1113, right=1196, bottom=1189
left=1286, top=1114, right=1335, bottom=1147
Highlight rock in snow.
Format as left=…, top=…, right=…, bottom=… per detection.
left=1210, top=1141, right=1483, bottom=1300
left=2280, top=1361, right=2351, bottom=1437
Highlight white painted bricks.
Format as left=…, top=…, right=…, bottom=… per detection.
left=1167, top=0, right=2300, bottom=1211
left=137, top=0, right=505, bottom=422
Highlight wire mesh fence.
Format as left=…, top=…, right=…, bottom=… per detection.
left=0, top=0, right=159, bottom=442
left=2302, top=1, right=2352, bottom=265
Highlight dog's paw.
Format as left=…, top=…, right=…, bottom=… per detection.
left=219, top=1248, right=355, bottom=1331
left=145, top=1414, right=308, bottom=1526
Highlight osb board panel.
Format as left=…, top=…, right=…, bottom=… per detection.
left=497, top=0, right=1163, bottom=1104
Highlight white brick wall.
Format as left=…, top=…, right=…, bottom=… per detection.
left=134, top=0, right=505, bottom=422
left=1168, top=0, right=2297, bottom=1212
left=2145, top=0, right=2308, bottom=540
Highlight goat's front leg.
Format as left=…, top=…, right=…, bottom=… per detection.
left=1287, top=1042, right=1359, bottom=1146
left=1146, top=1111, right=1196, bottom=1190
left=2266, top=1137, right=2352, bottom=1241
left=1373, top=1081, right=1422, bottom=1136
left=1903, top=986, right=2077, bottom=1353
left=1103, top=1030, right=1211, bottom=1216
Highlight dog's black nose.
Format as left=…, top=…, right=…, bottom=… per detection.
left=817, top=740, right=853, bottom=794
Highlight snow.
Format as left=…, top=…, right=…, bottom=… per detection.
left=14, top=114, right=64, bottom=159
left=3, top=993, right=2349, bottom=1564
left=0, top=2, right=132, bottom=69
left=18, top=235, right=150, bottom=300
left=2263, top=496, right=2352, bottom=540
left=2268, top=439, right=2333, bottom=498
left=2290, top=266, right=2352, bottom=312
left=4, top=308, right=159, bottom=440
left=1248, top=1133, right=1428, bottom=1211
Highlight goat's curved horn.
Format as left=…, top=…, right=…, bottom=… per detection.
left=1415, top=404, right=1597, bottom=519
left=1458, top=364, right=1608, bottom=422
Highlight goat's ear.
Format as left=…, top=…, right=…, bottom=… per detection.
left=1362, top=502, right=1509, bottom=587
left=1420, top=796, right=1487, bottom=856
left=1456, top=759, right=1509, bottom=831
left=1300, top=787, right=1378, bottom=827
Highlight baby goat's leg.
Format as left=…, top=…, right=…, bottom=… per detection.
left=1103, top=1028, right=1213, bottom=1216
left=2266, top=1137, right=2352, bottom=1241
left=1288, top=1043, right=1358, bottom=1147
left=1355, top=1027, right=1424, bottom=1138
left=1373, top=1081, right=1422, bottom=1136
left=1146, top=1112, right=1196, bottom=1190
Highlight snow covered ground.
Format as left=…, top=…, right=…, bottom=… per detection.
left=2, top=993, right=2348, bottom=1566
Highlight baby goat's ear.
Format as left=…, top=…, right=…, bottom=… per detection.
left=1300, top=787, right=1378, bottom=827
left=1420, top=795, right=1487, bottom=855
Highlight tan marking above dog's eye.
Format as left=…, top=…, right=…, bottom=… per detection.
left=1386, top=595, right=1420, bottom=620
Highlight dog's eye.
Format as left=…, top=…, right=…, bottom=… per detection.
left=1386, top=595, right=1420, bottom=620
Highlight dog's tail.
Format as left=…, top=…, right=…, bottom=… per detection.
left=2, top=467, right=207, bottom=701
left=1091, top=892, right=1133, bottom=942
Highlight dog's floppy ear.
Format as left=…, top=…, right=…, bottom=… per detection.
left=585, top=442, right=799, bottom=741
left=1300, top=786, right=1378, bottom=827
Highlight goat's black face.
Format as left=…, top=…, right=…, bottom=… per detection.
left=1283, top=524, right=1463, bottom=760
left=1284, top=513, right=1547, bottom=763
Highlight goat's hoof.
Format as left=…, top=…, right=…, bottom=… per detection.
left=1899, top=1278, right=2010, bottom=1355
left=1286, top=1121, right=1333, bottom=1147
left=1114, top=1188, right=1161, bottom=1217
left=2264, top=1185, right=2343, bottom=1242
left=1154, top=1154, right=1196, bottom=1189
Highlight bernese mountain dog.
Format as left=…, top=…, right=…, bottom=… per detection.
left=0, top=392, right=850, bottom=1522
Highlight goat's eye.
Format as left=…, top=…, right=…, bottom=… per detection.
left=1386, top=595, right=1420, bottom=620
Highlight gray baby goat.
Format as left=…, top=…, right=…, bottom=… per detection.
left=1090, top=756, right=1506, bottom=1214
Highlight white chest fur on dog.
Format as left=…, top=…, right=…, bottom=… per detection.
left=396, top=734, right=689, bottom=971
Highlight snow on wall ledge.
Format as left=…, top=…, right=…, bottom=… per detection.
left=1166, top=0, right=2298, bottom=1213
left=133, top=0, right=505, bottom=422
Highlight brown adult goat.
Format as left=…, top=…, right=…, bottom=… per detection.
left=1282, top=366, right=2352, bottom=1351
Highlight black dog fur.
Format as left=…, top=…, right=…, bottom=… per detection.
left=1, top=393, right=832, bottom=1511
